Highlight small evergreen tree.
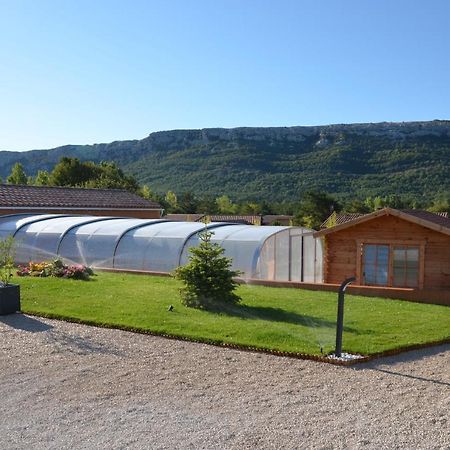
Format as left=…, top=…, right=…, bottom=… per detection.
left=174, top=229, right=241, bottom=309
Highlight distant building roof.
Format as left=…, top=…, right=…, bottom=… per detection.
left=0, top=184, right=161, bottom=210
left=261, top=215, right=294, bottom=225
left=320, top=212, right=366, bottom=229
left=209, top=215, right=261, bottom=225
left=164, top=214, right=262, bottom=225
left=165, top=214, right=205, bottom=222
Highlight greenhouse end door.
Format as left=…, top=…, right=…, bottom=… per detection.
left=289, top=234, right=302, bottom=282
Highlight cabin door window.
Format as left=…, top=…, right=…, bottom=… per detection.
left=363, top=244, right=389, bottom=286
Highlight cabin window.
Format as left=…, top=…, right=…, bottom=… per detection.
left=362, top=243, right=421, bottom=288
left=363, top=244, right=389, bottom=286
left=393, top=246, right=419, bottom=288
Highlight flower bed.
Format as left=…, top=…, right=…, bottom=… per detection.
left=17, top=259, right=94, bottom=281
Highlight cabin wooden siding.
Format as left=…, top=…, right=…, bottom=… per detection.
left=323, top=214, right=450, bottom=290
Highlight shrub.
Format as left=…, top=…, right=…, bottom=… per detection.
left=17, top=259, right=94, bottom=281
left=0, top=236, right=15, bottom=286
left=174, top=229, right=241, bottom=309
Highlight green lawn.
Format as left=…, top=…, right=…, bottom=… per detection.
left=17, top=272, right=450, bottom=356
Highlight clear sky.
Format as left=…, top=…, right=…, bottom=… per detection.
left=1, top=0, right=449, bottom=151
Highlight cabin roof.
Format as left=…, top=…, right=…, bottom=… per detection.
left=314, top=208, right=450, bottom=237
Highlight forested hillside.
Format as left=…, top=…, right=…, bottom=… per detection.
left=1, top=121, right=449, bottom=202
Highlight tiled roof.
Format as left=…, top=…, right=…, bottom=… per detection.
left=400, top=210, right=450, bottom=230
left=262, top=215, right=294, bottom=225
left=209, top=215, right=262, bottom=225
left=165, top=214, right=262, bottom=225
left=315, top=208, right=450, bottom=237
left=262, top=215, right=293, bottom=220
left=321, top=210, right=450, bottom=230
left=0, top=184, right=161, bottom=209
left=165, top=214, right=205, bottom=222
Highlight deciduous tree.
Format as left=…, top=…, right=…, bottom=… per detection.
left=7, top=163, right=28, bottom=185
left=294, top=191, right=340, bottom=230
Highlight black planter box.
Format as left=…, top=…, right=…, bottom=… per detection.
left=0, top=284, right=21, bottom=315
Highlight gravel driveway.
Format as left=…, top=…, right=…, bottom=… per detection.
left=0, top=314, right=449, bottom=449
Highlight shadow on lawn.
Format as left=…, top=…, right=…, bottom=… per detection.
left=209, top=303, right=357, bottom=332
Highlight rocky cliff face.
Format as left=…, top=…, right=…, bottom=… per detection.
left=141, top=120, right=450, bottom=148
left=2, top=120, right=450, bottom=159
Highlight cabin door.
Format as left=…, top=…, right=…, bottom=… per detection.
left=362, top=244, right=389, bottom=286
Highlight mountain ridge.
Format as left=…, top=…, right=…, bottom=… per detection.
left=1, top=120, right=449, bottom=202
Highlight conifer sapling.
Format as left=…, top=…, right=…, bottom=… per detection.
left=174, top=229, right=241, bottom=309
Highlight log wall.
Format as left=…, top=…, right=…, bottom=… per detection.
left=324, top=215, right=450, bottom=290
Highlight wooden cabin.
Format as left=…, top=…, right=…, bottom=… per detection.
left=314, top=208, right=450, bottom=305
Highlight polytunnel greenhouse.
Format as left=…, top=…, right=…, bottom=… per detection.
left=0, top=213, right=323, bottom=282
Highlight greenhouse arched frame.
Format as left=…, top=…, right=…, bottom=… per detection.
left=0, top=213, right=323, bottom=283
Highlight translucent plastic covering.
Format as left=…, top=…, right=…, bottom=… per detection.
left=115, top=222, right=232, bottom=272
left=256, top=227, right=322, bottom=282
left=315, top=238, right=324, bottom=283
left=14, top=216, right=120, bottom=263
left=181, top=225, right=295, bottom=279
left=0, top=214, right=324, bottom=282
left=0, top=214, right=64, bottom=239
left=59, top=218, right=167, bottom=267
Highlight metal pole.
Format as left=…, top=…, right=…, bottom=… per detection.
left=335, top=277, right=356, bottom=357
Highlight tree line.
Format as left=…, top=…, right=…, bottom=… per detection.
left=4, top=158, right=138, bottom=192
left=4, top=158, right=449, bottom=230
